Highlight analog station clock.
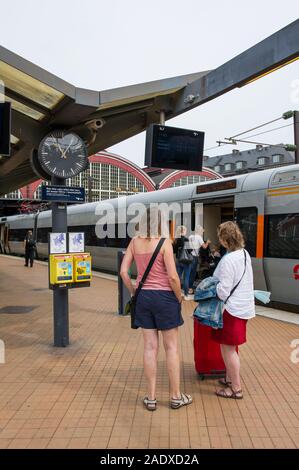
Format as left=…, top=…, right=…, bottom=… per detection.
left=37, top=130, right=88, bottom=179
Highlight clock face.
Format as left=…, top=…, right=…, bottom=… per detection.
left=38, top=131, right=88, bottom=179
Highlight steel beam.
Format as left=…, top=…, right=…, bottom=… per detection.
left=172, top=19, right=299, bottom=117
left=10, top=109, right=50, bottom=146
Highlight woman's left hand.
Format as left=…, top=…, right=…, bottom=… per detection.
left=131, top=288, right=136, bottom=297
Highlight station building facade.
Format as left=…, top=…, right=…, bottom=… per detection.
left=204, top=145, right=295, bottom=177
left=3, top=150, right=221, bottom=208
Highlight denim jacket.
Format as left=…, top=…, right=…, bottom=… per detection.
left=193, top=276, right=223, bottom=329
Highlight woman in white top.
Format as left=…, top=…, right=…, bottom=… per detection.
left=188, top=225, right=211, bottom=294
left=212, top=221, right=255, bottom=400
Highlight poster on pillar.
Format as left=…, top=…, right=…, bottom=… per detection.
left=69, top=232, right=85, bottom=253
left=49, top=232, right=67, bottom=254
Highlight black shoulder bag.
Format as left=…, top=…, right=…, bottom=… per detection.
left=224, top=249, right=247, bottom=304
left=177, top=237, right=193, bottom=265
left=126, top=238, right=166, bottom=329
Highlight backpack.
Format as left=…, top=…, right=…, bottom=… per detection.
left=27, top=238, right=36, bottom=249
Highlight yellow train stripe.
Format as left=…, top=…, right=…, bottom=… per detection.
left=268, top=190, right=299, bottom=197
left=268, top=185, right=299, bottom=193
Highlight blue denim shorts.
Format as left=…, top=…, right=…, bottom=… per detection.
left=135, top=290, right=184, bottom=330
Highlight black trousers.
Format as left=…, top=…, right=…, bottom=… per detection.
left=25, top=250, right=34, bottom=267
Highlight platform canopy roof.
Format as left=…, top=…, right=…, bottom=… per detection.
left=0, top=19, right=298, bottom=195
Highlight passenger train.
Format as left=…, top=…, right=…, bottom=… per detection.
left=1, top=164, right=299, bottom=312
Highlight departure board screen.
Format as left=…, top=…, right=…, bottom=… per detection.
left=0, top=102, right=11, bottom=156
left=145, top=124, right=204, bottom=171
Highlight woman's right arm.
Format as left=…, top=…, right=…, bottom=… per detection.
left=163, top=239, right=182, bottom=303
left=120, top=241, right=135, bottom=296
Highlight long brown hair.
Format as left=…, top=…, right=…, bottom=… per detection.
left=138, top=206, right=163, bottom=238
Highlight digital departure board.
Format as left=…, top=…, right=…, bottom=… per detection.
left=145, top=124, right=204, bottom=171
left=0, top=102, right=11, bottom=156
left=196, top=179, right=237, bottom=194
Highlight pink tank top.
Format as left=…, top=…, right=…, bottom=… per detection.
left=133, top=241, right=172, bottom=291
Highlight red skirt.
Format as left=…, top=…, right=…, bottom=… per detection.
left=212, top=310, right=248, bottom=346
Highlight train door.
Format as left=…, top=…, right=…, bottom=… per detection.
left=192, top=197, right=234, bottom=244
left=0, top=223, right=4, bottom=253
left=191, top=197, right=233, bottom=280
left=234, top=190, right=268, bottom=290
left=33, top=212, right=39, bottom=258
left=0, top=223, right=10, bottom=254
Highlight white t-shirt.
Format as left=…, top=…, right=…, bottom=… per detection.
left=189, top=234, right=204, bottom=256
left=213, top=249, right=255, bottom=319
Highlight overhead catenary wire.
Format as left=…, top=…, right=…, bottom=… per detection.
left=204, top=112, right=294, bottom=153
left=228, top=115, right=285, bottom=139
left=240, top=122, right=293, bottom=140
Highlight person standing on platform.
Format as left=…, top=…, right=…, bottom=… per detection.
left=212, top=221, right=255, bottom=399
left=188, top=225, right=211, bottom=294
left=173, top=226, right=192, bottom=300
left=120, top=208, right=192, bottom=411
left=24, top=230, right=36, bottom=268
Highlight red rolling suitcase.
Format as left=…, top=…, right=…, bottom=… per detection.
left=193, top=318, right=226, bottom=380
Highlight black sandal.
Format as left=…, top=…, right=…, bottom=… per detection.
left=143, top=397, right=157, bottom=411
left=218, top=378, right=232, bottom=387
left=215, top=387, right=243, bottom=399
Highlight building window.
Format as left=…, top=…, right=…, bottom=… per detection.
left=236, top=161, right=244, bottom=170
left=65, top=161, right=148, bottom=201
left=214, top=165, right=221, bottom=173
left=170, top=174, right=210, bottom=188
left=258, top=157, right=266, bottom=166
left=265, top=213, right=299, bottom=259
left=272, top=154, right=282, bottom=164
left=5, top=189, right=21, bottom=199
left=224, top=163, right=232, bottom=171
left=34, top=181, right=50, bottom=199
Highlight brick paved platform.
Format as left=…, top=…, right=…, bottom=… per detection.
left=0, top=255, right=298, bottom=449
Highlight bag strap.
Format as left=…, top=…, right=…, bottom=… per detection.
left=134, top=238, right=165, bottom=299
left=224, top=249, right=247, bottom=304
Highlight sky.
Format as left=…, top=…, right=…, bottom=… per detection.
left=0, top=0, right=298, bottom=166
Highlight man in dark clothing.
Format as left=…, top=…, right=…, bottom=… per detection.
left=24, top=230, right=36, bottom=267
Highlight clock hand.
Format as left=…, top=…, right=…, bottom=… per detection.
left=60, top=136, right=74, bottom=159
left=51, top=134, right=63, bottom=154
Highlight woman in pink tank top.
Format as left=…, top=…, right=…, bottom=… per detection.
left=120, top=208, right=193, bottom=411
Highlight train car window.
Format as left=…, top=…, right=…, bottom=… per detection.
left=235, top=207, right=257, bottom=257
left=265, top=213, right=299, bottom=259
left=37, top=227, right=51, bottom=243
left=69, top=225, right=97, bottom=246
left=9, top=228, right=28, bottom=241
left=13, top=222, right=133, bottom=249
left=67, top=224, right=131, bottom=249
